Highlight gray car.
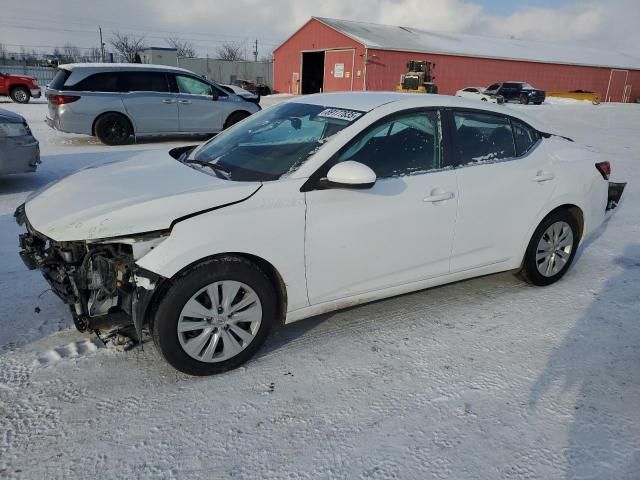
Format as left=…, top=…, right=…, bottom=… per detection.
left=45, top=64, right=261, bottom=145
left=0, top=108, right=40, bottom=175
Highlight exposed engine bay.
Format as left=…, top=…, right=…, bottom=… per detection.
left=15, top=203, right=163, bottom=346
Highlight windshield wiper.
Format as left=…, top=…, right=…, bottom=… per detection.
left=184, top=159, right=231, bottom=179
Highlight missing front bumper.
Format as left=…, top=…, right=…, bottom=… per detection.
left=607, top=182, right=626, bottom=211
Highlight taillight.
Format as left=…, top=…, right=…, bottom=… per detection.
left=50, top=94, right=80, bottom=105
left=595, top=161, right=611, bottom=180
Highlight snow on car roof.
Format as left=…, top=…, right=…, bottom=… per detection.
left=58, top=63, right=195, bottom=74
left=313, top=17, right=640, bottom=70
left=287, top=92, right=546, bottom=130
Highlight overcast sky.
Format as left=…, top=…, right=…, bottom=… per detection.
left=1, top=0, right=638, bottom=58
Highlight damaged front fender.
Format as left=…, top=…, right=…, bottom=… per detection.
left=16, top=212, right=166, bottom=341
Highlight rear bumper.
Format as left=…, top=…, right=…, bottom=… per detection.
left=45, top=108, right=93, bottom=135
left=607, top=182, right=626, bottom=211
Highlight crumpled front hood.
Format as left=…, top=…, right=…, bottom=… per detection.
left=25, top=150, right=261, bottom=241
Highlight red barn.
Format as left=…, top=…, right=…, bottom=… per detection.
left=273, top=17, right=640, bottom=102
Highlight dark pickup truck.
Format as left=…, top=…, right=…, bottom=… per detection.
left=484, top=82, right=546, bottom=105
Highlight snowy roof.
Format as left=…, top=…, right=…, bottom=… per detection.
left=314, top=17, right=640, bottom=71
left=286, top=91, right=546, bottom=130
left=58, top=63, right=193, bottom=74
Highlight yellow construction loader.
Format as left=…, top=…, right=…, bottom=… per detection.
left=396, top=61, right=438, bottom=94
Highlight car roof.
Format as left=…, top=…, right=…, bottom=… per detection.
left=0, top=108, right=25, bottom=123
left=58, top=63, right=195, bottom=75
left=287, top=92, right=545, bottom=130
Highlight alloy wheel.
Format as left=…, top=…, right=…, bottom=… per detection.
left=535, top=221, right=574, bottom=277
left=13, top=89, right=28, bottom=102
left=177, top=280, right=262, bottom=363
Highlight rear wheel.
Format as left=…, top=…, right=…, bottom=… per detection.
left=224, top=111, right=251, bottom=130
left=520, top=210, right=579, bottom=286
left=10, top=86, right=30, bottom=104
left=95, top=113, right=132, bottom=145
left=152, top=256, right=277, bottom=375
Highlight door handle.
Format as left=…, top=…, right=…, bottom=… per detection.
left=162, top=99, right=176, bottom=104
left=178, top=100, right=192, bottom=105
left=532, top=171, right=555, bottom=182
left=423, top=190, right=455, bottom=203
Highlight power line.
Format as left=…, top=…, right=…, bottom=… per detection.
left=0, top=17, right=285, bottom=45
left=2, top=10, right=287, bottom=43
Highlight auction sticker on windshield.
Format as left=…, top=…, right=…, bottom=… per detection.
left=317, top=108, right=363, bottom=122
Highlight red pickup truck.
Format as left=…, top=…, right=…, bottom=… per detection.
left=0, top=72, right=41, bottom=103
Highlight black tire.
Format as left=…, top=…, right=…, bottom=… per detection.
left=94, top=113, right=133, bottom=145
left=520, top=209, right=580, bottom=286
left=224, top=111, right=251, bottom=130
left=481, top=98, right=488, bottom=101
left=152, top=256, right=277, bottom=376
left=534, top=101, right=543, bottom=105
left=519, top=94, right=529, bottom=105
left=10, top=86, right=30, bottom=104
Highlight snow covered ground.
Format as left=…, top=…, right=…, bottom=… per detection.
left=0, top=97, right=638, bottom=479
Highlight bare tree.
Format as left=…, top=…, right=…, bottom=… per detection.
left=84, top=47, right=103, bottom=62
left=61, top=43, right=81, bottom=63
left=259, top=51, right=273, bottom=62
left=109, top=32, right=146, bottom=63
left=215, top=42, right=244, bottom=61
left=165, top=37, right=196, bottom=58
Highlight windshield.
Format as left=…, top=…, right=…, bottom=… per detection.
left=189, top=102, right=362, bottom=181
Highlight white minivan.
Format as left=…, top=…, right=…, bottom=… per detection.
left=45, top=63, right=261, bottom=145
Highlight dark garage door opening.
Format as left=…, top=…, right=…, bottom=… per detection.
left=302, top=51, right=325, bottom=94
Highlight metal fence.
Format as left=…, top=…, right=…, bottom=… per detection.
left=0, top=65, right=58, bottom=86
left=1, top=60, right=275, bottom=88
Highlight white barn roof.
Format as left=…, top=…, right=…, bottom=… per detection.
left=314, top=17, right=640, bottom=71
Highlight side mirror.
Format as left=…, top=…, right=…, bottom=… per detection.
left=211, top=90, right=219, bottom=101
left=319, top=161, right=376, bottom=190
left=169, top=145, right=197, bottom=160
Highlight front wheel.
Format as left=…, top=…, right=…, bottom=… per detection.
left=519, top=94, right=529, bottom=105
left=10, top=86, right=30, bottom=104
left=152, top=257, right=277, bottom=375
left=520, top=210, right=579, bottom=286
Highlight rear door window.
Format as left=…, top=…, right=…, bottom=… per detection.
left=120, top=72, right=169, bottom=92
left=453, top=111, right=516, bottom=165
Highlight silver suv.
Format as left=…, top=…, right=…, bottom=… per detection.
left=45, top=64, right=261, bottom=145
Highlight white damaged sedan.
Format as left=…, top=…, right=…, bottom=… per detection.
left=16, top=92, right=625, bottom=375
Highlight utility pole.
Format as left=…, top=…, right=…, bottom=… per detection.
left=99, top=26, right=105, bottom=62
left=253, top=39, right=258, bottom=62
